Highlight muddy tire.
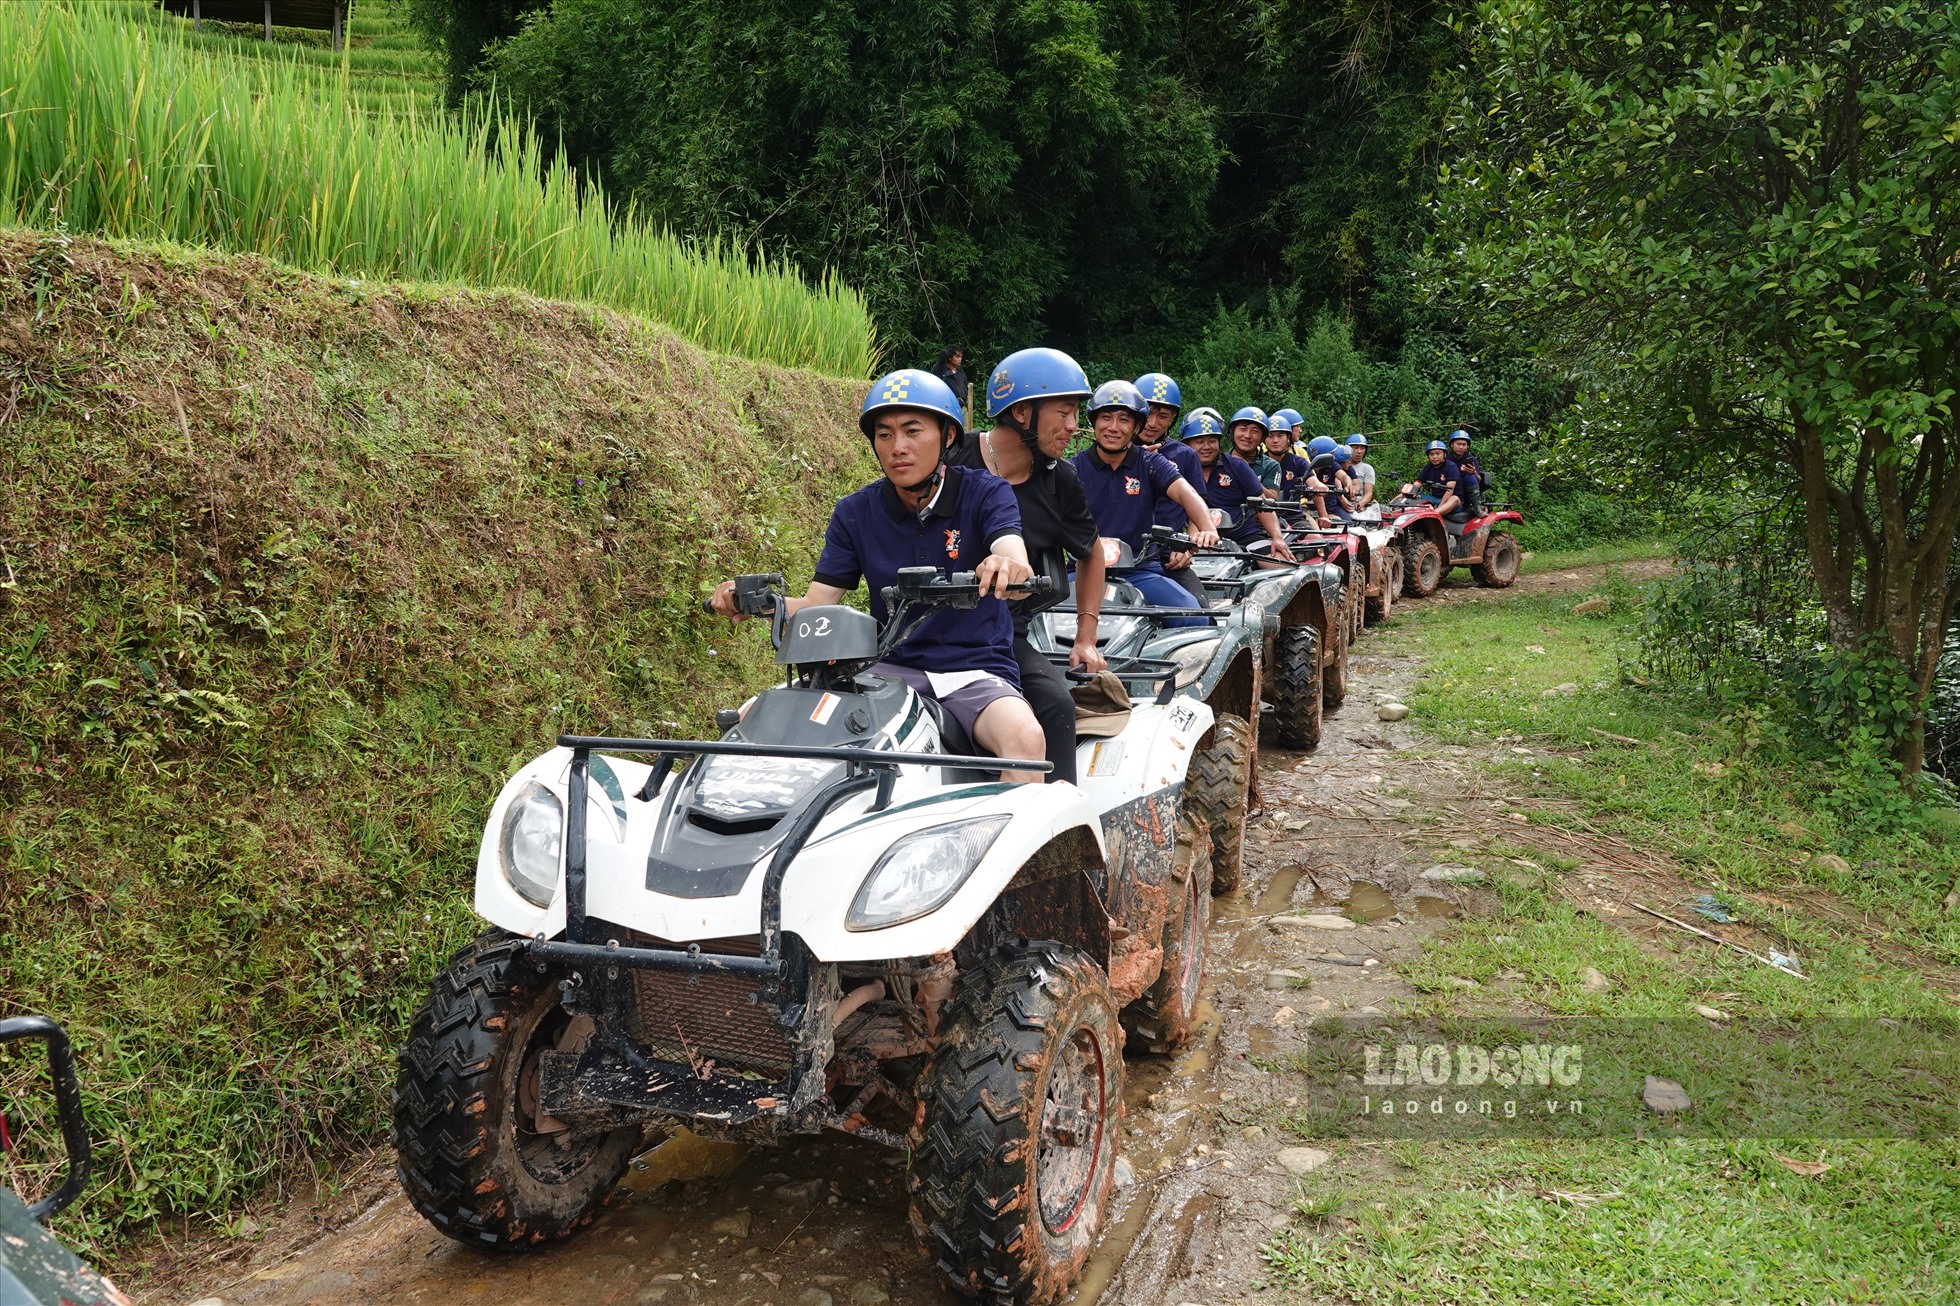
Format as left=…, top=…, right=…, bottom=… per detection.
left=1124, top=811, right=1213, bottom=1053
left=1366, top=551, right=1399, bottom=625
left=394, top=932, right=640, bottom=1249
left=1472, top=530, right=1522, bottom=588
left=1189, top=712, right=1252, bottom=895
left=910, top=941, right=1124, bottom=1305
left=1322, top=583, right=1351, bottom=709
left=1269, top=624, right=1323, bottom=750
left=1401, top=533, right=1444, bottom=598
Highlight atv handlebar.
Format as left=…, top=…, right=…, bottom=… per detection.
left=0, top=1015, right=91, bottom=1223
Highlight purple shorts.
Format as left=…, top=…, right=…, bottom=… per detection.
left=870, top=662, right=1025, bottom=742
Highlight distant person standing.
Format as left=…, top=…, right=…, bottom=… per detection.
left=930, top=346, right=971, bottom=427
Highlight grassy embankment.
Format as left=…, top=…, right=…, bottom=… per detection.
left=0, top=0, right=877, bottom=377
left=0, top=229, right=876, bottom=1249
left=1256, top=565, right=1960, bottom=1303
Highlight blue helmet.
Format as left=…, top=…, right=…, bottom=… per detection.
left=1188, top=405, right=1223, bottom=429
left=1229, top=406, right=1270, bottom=434
left=1134, top=372, right=1182, bottom=412
left=987, top=347, right=1091, bottom=420
left=1272, top=407, right=1304, bottom=430
left=1449, top=429, right=1471, bottom=445
left=1180, top=411, right=1225, bottom=441
left=1426, top=439, right=1449, bottom=453
left=1305, top=435, right=1339, bottom=459
left=1331, top=446, right=1351, bottom=466
left=1346, top=433, right=1369, bottom=449
left=1088, top=379, right=1149, bottom=429
left=1268, top=412, right=1295, bottom=436
left=859, top=369, right=964, bottom=438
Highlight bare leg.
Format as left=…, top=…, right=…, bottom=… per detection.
left=973, top=695, right=1050, bottom=785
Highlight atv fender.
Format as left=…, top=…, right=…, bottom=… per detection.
left=785, top=781, right=1109, bottom=961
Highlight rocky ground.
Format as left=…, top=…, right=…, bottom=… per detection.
left=149, top=561, right=1669, bottom=1306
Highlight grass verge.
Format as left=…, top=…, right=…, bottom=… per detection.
left=0, top=229, right=874, bottom=1252
left=1253, top=559, right=1960, bottom=1304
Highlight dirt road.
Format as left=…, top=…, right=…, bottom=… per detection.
left=159, top=564, right=1633, bottom=1306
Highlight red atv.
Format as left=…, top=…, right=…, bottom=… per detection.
left=1443, top=503, right=1524, bottom=587
left=1382, top=496, right=1451, bottom=598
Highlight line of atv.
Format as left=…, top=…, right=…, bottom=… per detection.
left=376, top=501, right=1526, bottom=1302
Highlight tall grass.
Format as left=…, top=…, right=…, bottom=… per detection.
left=0, top=0, right=879, bottom=376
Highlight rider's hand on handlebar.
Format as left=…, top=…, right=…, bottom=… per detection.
left=1189, top=525, right=1221, bottom=550
left=975, top=553, right=1034, bottom=599
left=1167, top=549, right=1193, bottom=570
left=1270, top=538, right=1297, bottom=563
left=1069, top=638, right=1107, bottom=675
left=708, top=579, right=743, bottom=619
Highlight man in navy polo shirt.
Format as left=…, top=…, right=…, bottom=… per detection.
left=709, top=369, right=1048, bottom=783
left=1182, top=413, right=1296, bottom=560
left=1073, top=380, right=1219, bottom=609
left=1265, top=414, right=1313, bottom=505
left=1133, top=372, right=1207, bottom=588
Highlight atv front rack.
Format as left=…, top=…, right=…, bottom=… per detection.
left=523, top=736, right=1050, bottom=1144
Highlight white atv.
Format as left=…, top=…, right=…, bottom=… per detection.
left=393, top=567, right=1226, bottom=1303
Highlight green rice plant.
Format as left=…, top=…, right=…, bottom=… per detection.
left=0, top=0, right=879, bottom=376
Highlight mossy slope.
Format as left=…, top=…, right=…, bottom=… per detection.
left=0, top=228, right=873, bottom=1240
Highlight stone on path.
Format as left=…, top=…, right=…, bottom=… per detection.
left=711, top=1210, right=752, bottom=1237
left=1377, top=702, right=1411, bottom=721
left=1809, top=853, right=1852, bottom=874
left=1693, top=1005, right=1728, bottom=1022
left=1420, top=863, right=1478, bottom=882
left=1265, top=969, right=1310, bottom=990
left=1578, top=967, right=1610, bottom=993
left=1113, top=1155, right=1136, bottom=1188
left=1643, top=1076, right=1691, bottom=1114
left=1276, top=1147, right=1332, bottom=1176
left=1271, top=914, right=1357, bottom=931
left=1572, top=597, right=1610, bottom=615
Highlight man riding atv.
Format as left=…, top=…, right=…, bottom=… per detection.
left=1181, top=413, right=1296, bottom=561
left=1072, top=378, right=1219, bottom=608
left=1264, top=413, right=1313, bottom=502
left=1403, top=439, right=1463, bottom=517
left=1345, top=433, right=1378, bottom=510
left=1132, top=372, right=1208, bottom=597
left=711, top=369, right=1049, bottom=782
left=947, top=348, right=1109, bottom=785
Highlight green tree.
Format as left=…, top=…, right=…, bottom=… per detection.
left=405, top=0, right=544, bottom=105
left=1431, top=0, right=1960, bottom=772
left=475, top=0, right=1222, bottom=360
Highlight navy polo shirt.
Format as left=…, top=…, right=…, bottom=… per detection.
left=1200, top=455, right=1273, bottom=544
left=811, top=465, right=1024, bottom=683
left=1453, top=454, right=1487, bottom=490
left=1272, top=451, right=1312, bottom=502
left=1148, top=440, right=1205, bottom=529
left=1071, top=444, right=1186, bottom=549
left=1416, top=459, right=1453, bottom=494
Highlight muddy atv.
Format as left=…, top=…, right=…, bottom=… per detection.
left=0, top=1017, right=131, bottom=1306
left=394, top=568, right=1218, bottom=1303
left=1026, top=531, right=1265, bottom=895
left=1382, top=495, right=1451, bottom=600
left=1444, top=505, right=1525, bottom=587
left=1167, top=518, right=1346, bottom=768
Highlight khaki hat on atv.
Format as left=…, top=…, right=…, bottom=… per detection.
left=1070, top=671, right=1133, bottom=739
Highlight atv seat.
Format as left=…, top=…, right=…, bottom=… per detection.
left=1443, top=517, right=1472, bottom=536
left=921, top=697, right=998, bottom=784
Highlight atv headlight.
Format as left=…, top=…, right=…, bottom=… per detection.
left=847, top=816, right=1011, bottom=931
left=498, top=781, right=562, bottom=907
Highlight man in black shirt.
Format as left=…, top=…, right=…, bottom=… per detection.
left=948, top=347, right=1108, bottom=785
